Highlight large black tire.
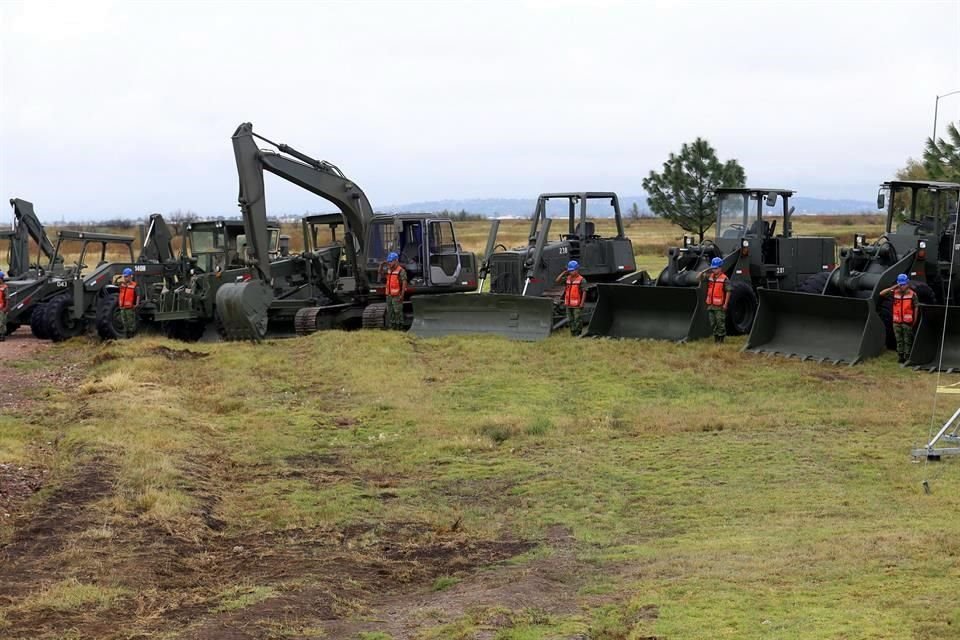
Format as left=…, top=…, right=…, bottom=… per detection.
left=725, top=281, right=757, bottom=336
left=4, top=323, right=20, bottom=337
left=798, top=271, right=832, bottom=295
left=878, top=280, right=936, bottom=350
left=43, top=294, right=87, bottom=342
left=96, top=294, right=135, bottom=340
left=30, top=303, right=50, bottom=339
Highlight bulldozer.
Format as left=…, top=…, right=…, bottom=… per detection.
left=212, top=122, right=477, bottom=341
left=409, top=192, right=636, bottom=340
left=746, top=180, right=960, bottom=366
left=587, top=188, right=836, bottom=342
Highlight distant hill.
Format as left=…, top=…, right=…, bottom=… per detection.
left=379, top=195, right=875, bottom=217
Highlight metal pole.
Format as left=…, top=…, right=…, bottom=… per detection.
left=933, top=95, right=940, bottom=142
left=932, top=89, right=960, bottom=142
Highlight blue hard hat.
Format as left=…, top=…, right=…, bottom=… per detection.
left=0, top=271, right=5, bottom=280
left=387, top=251, right=399, bottom=262
left=567, top=260, right=579, bottom=271
left=711, top=257, right=723, bottom=268
left=122, top=268, right=133, bottom=276
left=897, top=273, right=909, bottom=286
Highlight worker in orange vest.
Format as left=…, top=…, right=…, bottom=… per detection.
left=879, top=273, right=918, bottom=363
left=555, top=260, right=586, bottom=336
left=698, top=257, right=730, bottom=343
left=379, top=251, right=407, bottom=330
left=117, top=267, right=139, bottom=338
left=0, top=271, right=8, bottom=341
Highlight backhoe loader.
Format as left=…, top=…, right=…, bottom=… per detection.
left=745, top=180, right=959, bottom=366
left=587, top=188, right=836, bottom=343
left=410, top=192, right=636, bottom=340
left=213, top=122, right=477, bottom=341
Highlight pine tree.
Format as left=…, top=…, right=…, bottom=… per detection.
left=642, top=138, right=746, bottom=241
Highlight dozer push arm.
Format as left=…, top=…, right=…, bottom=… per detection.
left=9, top=198, right=57, bottom=272
left=232, top=123, right=376, bottom=290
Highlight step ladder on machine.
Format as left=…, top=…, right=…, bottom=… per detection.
left=912, top=381, right=960, bottom=460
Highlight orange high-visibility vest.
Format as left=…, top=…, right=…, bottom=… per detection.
left=706, top=272, right=728, bottom=307
left=118, top=281, right=138, bottom=309
left=564, top=273, right=585, bottom=308
left=385, top=266, right=405, bottom=297
left=892, top=287, right=916, bottom=325
left=0, top=283, right=7, bottom=312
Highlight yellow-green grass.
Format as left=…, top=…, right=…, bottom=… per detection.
left=2, top=330, right=958, bottom=638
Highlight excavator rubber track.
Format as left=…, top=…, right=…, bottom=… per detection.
left=294, top=307, right=323, bottom=336
left=585, top=284, right=711, bottom=342
left=907, top=304, right=960, bottom=372
left=744, top=289, right=886, bottom=365
left=215, top=280, right=272, bottom=342
left=409, top=293, right=554, bottom=341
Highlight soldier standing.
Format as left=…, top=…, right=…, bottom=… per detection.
left=555, top=260, right=586, bottom=337
left=879, top=273, right=918, bottom=364
left=698, top=257, right=730, bottom=343
left=380, top=252, right=407, bottom=330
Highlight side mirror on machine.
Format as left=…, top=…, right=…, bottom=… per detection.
left=877, top=192, right=886, bottom=210
left=765, top=193, right=778, bottom=207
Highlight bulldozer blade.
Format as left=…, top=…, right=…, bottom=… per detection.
left=409, top=294, right=554, bottom=341
left=745, top=290, right=886, bottom=365
left=585, top=284, right=711, bottom=342
left=215, top=279, right=273, bottom=341
left=907, top=305, right=960, bottom=372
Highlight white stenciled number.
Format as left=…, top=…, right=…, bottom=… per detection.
left=134, top=264, right=147, bottom=272
left=559, top=247, right=568, bottom=255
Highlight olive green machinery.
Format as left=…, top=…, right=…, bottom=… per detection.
left=587, top=188, right=837, bottom=343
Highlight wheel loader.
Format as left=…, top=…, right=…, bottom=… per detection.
left=586, top=188, right=836, bottom=343
left=409, top=192, right=636, bottom=340
left=744, top=180, right=959, bottom=367
left=211, top=122, right=477, bottom=341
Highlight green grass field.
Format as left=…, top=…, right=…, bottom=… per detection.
left=1, top=329, right=958, bottom=639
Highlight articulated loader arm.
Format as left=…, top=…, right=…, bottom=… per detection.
left=9, top=198, right=57, bottom=273
left=232, top=123, right=375, bottom=289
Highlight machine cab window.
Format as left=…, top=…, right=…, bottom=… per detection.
left=717, top=192, right=748, bottom=239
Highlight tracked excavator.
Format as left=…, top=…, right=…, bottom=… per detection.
left=586, top=188, right=836, bottom=343
left=745, top=180, right=959, bottom=367
left=214, top=122, right=477, bottom=341
left=410, top=193, right=636, bottom=340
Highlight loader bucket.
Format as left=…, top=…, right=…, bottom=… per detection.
left=907, top=305, right=960, bottom=372
left=409, top=294, right=554, bottom=341
left=215, top=279, right=273, bottom=341
left=585, top=284, right=711, bottom=342
left=745, top=290, right=886, bottom=365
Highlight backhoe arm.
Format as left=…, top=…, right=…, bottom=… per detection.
left=139, top=213, right=176, bottom=263
left=9, top=198, right=57, bottom=272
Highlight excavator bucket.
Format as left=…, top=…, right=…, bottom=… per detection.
left=745, top=290, right=886, bottom=365
left=409, top=294, right=554, bottom=341
left=215, top=279, right=273, bottom=341
left=585, top=284, right=711, bottom=342
left=907, top=305, right=960, bottom=372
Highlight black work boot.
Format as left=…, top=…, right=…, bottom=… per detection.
left=718, top=336, right=725, bottom=344
left=897, top=354, right=905, bottom=364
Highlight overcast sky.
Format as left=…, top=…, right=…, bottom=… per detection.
left=2, top=0, right=959, bottom=220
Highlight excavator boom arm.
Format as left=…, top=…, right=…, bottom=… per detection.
left=231, top=122, right=375, bottom=288
left=9, top=198, right=57, bottom=272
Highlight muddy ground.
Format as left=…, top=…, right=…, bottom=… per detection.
left=0, top=331, right=612, bottom=639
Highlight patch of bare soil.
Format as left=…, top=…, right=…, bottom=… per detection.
left=0, top=330, right=83, bottom=411
left=318, top=524, right=585, bottom=640
left=0, top=463, right=46, bottom=520
left=0, top=452, right=536, bottom=640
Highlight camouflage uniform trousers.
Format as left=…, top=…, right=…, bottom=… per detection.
left=707, top=306, right=726, bottom=340
left=386, top=296, right=404, bottom=330
left=894, top=322, right=915, bottom=361
left=566, top=306, right=583, bottom=337
left=119, top=308, right=136, bottom=337
left=0, top=310, right=6, bottom=340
